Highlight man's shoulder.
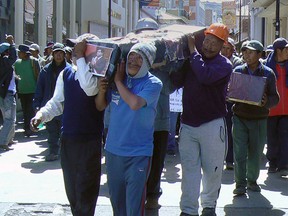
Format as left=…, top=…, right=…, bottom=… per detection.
left=262, top=64, right=275, bottom=75
left=147, top=72, right=163, bottom=86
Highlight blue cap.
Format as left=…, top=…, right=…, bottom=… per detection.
left=52, top=43, right=66, bottom=53
left=18, top=44, right=31, bottom=54
left=273, top=37, right=288, bottom=50
left=0, top=42, right=10, bottom=54
left=241, top=40, right=264, bottom=52
left=266, top=44, right=273, bottom=52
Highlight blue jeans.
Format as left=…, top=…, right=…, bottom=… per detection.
left=0, top=92, right=16, bottom=145
left=266, top=116, right=288, bottom=170
left=106, top=151, right=151, bottom=216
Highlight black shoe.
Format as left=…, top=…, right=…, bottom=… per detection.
left=45, top=154, right=59, bottom=162
left=167, top=149, right=176, bottom=156
left=201, top=208, right=216, bottom=216
left=280, top=169, right=288, bottom=177
left=247, top=182, right=261, bottom=192
left=145, top=198, right=161, bottom=209
left=0, top=145, right=14, bottom=151
left=24, top=129, right=34, bottom=137
left=233, top=186, right=246, bottom=195
left=225, top=162, right=234, bottom=170
left=268, top=166, right=278, bottom=173
left=8, top=140, right=18, bottom=146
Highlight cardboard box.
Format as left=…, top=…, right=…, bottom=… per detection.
left=227, top=72, right=267, bottom=106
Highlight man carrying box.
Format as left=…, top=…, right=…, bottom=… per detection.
left=232, top=40, right=279, bottom=196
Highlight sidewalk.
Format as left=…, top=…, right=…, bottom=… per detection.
left=0, top=116, right=287, bottom=215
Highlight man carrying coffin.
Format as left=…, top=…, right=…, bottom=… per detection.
left=231, top=40, right=279, bottom=195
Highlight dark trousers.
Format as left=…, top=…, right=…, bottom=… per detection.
left=266, top=116, right=288, bottom=170
left=46, top=118, right=62, bottom=155
left=225, top=102, right=234, bottom=163
left=146, top=131, right=169, bottom=199
left=61, top=135, right=102, bottom=216
left=18, top=93, right=34, bottom=131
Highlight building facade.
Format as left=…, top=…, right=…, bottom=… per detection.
left=1, top=0, right=139, bottom=54
left=250, top=0, right=288, bottom=47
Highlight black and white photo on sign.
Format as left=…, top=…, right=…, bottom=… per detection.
left=85, top=44, right=113, bottom=77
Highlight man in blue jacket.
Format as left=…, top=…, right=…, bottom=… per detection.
left=0, top=35, right=17, bottom=151
left=171, top=23, right=232, bottom=216
left=33, top=43, right=71, bottom=161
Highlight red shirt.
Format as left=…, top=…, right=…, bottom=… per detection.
left=269, top=64, right=288, bottom=116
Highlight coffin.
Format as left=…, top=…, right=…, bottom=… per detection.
left=84, top=24, right=206, bottom=81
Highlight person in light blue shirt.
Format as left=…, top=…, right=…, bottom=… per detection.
left=103, top=42, right=162, bottom=216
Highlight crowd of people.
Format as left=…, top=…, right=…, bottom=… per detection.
left=0, top=19, right=287, bottom=216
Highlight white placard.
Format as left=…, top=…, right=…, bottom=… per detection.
left=169, top=88, right=183, bottom=112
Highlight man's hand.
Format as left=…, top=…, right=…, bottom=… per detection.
left=187, top=34, right=195, bottom=54
left=114, top=59, right=126, bottom=84
left=5, top=34, right=14, bottom=45
left=30, top=116, right=42, bottom=132
left=261, top=92, right=268, bottom=107
left=97, top=77, right=109, bottom=94
left=74, top=40, right=87, bottom=59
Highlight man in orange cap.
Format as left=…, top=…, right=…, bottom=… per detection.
left=171, top=23, right=232, bottom=216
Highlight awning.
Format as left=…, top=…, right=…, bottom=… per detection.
left=252, top=0, right=288, bottom=18
left=251, top=0, right=274, bottom=8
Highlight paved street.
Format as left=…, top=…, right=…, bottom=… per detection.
left=0, top=114, right=288, bottom=216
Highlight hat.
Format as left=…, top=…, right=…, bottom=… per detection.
left=266, top=44, right=273, bottom=52
left=0, top=42, right=10, bottom=54
left=129, top=42, right=157, bottom=68
left=52, top=43, right=66, bottom=53
left=29, top=43, right=40, bottom=51
left=241, top=40, right=263, bottom=52
left=226, top=37, right=235, bottom=47
left=18, top=44, right=31, bottom=54
left=64, top=46, right=73, bottom=54
left=135, top=18, right=159, bottom=32
left=45, top=42, right=54, bottom=49
left=273, top=37, right=288, bottom=50
left=66, top=33, right=99, bottom=47
left=204, top=23, right=229, bottom=42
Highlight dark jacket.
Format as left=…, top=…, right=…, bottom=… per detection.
left=171, top=52, right=232, bottom=127
left=232, top=62, right=279, bottom=120
left=265, top=51, right=288, bottom=87
left=0, top=44, right=17, bottom=98
left=33, top=60, right=71, bottom=110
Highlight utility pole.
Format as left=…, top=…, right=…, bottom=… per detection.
left=34, top=0, right=39, bottom=43
left=108, top=0, right=111, bottom=38
left=275, top=0, right=280, bottom=39
left=239, top=0, right=242, bottom=43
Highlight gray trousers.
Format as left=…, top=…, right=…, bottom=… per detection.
left=179, top=118, right=227, bottom=215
